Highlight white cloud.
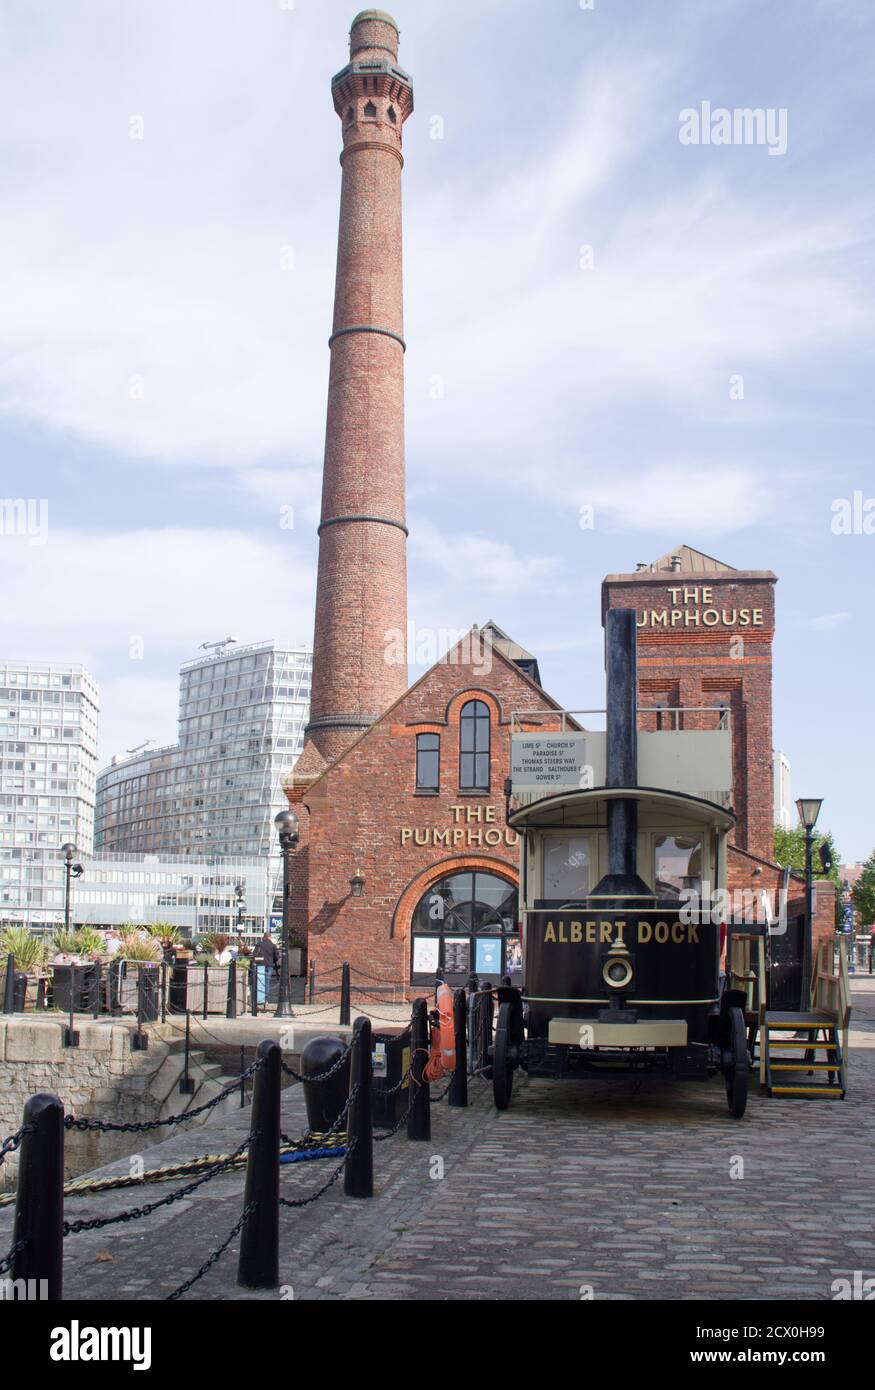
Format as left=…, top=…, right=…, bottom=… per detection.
left=577, top=461, right=776, bottom=535
left=0, top=524, right=315, bottom=763
left=804, top=612, right=851, bottom=631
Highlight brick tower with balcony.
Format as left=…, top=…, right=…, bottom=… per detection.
left=295, top=10, right=414, bottom=785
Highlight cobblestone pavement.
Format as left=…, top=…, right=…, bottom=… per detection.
left=3, top=981, right=873, bottom=1302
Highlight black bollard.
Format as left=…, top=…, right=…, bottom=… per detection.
left=179, top=1011, right=195, bottom=1094
left=339, top=962, right=351, bottom=1026
left=407, top=998, right=431, bottom=1141
left=13, top=969, right=27, bottom=1013
left=238, top=1039, right=281, bottom=1290
left=132, top=967, right=148, bottom=1051
left=109, top=957, right=122, bottom=1016
left=308, top=957, right=315, bottom=1004
left=301, top=1036, right=350, bottom=1134
left=3, top=952, right=15, bottom=1014
left=344, top=1016, right=373, bottom=1199
left=161, top=960, right=167, bottom=1023
left=65, top=965, right=79, bottom=1048
left=250, top=958, right=259, bottom=1016
left=448, top=988, right=468, bottom=1108
left=36, top=976, right=46, bottom=1010
left=202, top=961, right=209, bottom=1020
left=12, top=1092, right=64, bottom=1301
left=240, top=1045, right=246, bottom=1109
left=480, top=982, right=494, bottom=1074
left=92, top=961, right=102, bottom=1020
left=226, top=960, right=237, bottom=1019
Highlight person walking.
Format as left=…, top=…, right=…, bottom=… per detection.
left=252, top=931, right=279, bottom=1008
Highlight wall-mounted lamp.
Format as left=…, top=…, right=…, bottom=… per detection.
left=349, top=872, right=365, bottom=898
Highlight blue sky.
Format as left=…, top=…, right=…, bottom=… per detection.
left=0, top=0, right=873, bottom=859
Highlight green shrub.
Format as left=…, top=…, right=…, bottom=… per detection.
left=119, top=933, right=163, bottom=963
left=0, top=925, right=46, bottom=973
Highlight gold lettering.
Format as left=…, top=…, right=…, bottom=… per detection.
left=670, top=609, right=683, bottom=626
left=599, top=921, right=612, bottom=943
left=544, top=922, right=556, bottom=943
left=752, top=608, right=763, bottom=626
left=466, top=805, right=482, bottom=823
left=467, top=828, right=482, bottom=845
left=702, top=586, right=713, bottom=604
left=400, top=828, right=412, bottom=845
left=702, top=608, right=720, bottom=626
left=688, top=922, right=699, bottom=944
left=652, top=610, right=668, bottom=627
left=671, top=921, right=685, bottom=943
left=570, top=920, right=583, bottom=943
left=433, top=830, right=450, bottom=846
left=485, top=806, right=496, bottom=823
left=558, top=921, right=568, bottom=943
left=738, top=609, right=750, bottom=626
left=452, top=828, right=465, bottom=845
left=585, top=922, right=596, bottom=943
left=615, top=921, right=626, bottom=944
left=654, top=920, right=669, bottom=943
left=638, top=921, right=652, bottom=943
left=450, top=806, right=464, bottom=823
left=414, top=829, right=429, bottom=846
left=668, top=588, right=683, bottom=603
left=484, top=827, right=501, bottom=846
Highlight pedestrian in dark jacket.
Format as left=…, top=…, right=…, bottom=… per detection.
left=253, top=932, right=279, bottom=1006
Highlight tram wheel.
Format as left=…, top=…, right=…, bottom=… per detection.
left=492, top=1001, right=514, bottom=1111
left=725, top=1005, right=749, bottom=1119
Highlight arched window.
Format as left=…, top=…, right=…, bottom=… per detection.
left=459, top=699, right=490, bottom=790
left=411, top=871, right=519, bottom=984
left=364, top=100, right=377, bottom=119
left=415, top=733, right=440, bottom=792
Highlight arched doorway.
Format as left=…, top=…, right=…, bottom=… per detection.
left=409, top=868, right=519, bottom=987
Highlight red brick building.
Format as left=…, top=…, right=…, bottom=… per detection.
left=283, top=15, right=831, bottom=993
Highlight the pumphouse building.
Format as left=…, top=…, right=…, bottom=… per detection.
left=284, top=12, right=831, bottom=996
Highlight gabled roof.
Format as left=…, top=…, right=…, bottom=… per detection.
left=480, top=619, right=538, bottom=665
left=642, top=544, right=737, bottom=575
left=289, top=622, right=563, bottom=797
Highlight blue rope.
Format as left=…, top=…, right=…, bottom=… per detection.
left=280, top=1146, right=347, bottom=1165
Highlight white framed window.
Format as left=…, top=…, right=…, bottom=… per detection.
left=542, top=834, right=593, bottom=901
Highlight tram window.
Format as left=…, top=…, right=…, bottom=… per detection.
left=543, top=835, right=591, bottom=900
left=459, top=700, right=490, bottom=790
left=654, top=835, right=702, bottom=897
left=415, top=732, right=440, bottom=791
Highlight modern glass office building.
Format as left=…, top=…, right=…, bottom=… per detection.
left=0, top=661, right=100, bottom=927
left=95, top=642, right=311, bottom=903
left=68, top=852, right=270, bottom=937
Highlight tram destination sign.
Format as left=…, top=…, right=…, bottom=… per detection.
left=510, top=734, right=590, bottom=794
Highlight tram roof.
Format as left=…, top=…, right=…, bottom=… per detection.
left=508, top=785, right=736, bottom=832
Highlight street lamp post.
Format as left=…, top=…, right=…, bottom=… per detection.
left=796, top=798, right=823, bottom=1010
left=61, top=843, right=83, bottom=934
left=274, top=810, right=299, bottom=1019
left=234, top=882, right=245, bottom=940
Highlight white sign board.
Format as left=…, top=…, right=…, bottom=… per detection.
left=510, top=734, right=589, bottom=793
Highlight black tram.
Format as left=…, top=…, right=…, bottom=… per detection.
left=489, top=609, right=750, bottom=1118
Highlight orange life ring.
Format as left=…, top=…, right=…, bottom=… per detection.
left=424, top=982, right=456, bottom=1081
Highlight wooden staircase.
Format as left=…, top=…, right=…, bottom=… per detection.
left=758, top=939, right=851, bottom=1101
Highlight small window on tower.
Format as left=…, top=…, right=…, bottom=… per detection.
left=387, top=105, right=397, bottom=124
left=364, top=100, right=377, bottom=119
left=346, top=107, right=354, bottom=124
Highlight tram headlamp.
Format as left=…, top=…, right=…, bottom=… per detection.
left=602, top=948, right=633, bottom=991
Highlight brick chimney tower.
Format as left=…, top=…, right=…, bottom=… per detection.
left=296, top=11, right=414, bottom=781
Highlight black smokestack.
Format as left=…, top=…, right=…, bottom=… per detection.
left=591, top=608, right=652, bottom=901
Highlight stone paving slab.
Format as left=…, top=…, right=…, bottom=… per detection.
left=2, top=981, right=872, bottom=1302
